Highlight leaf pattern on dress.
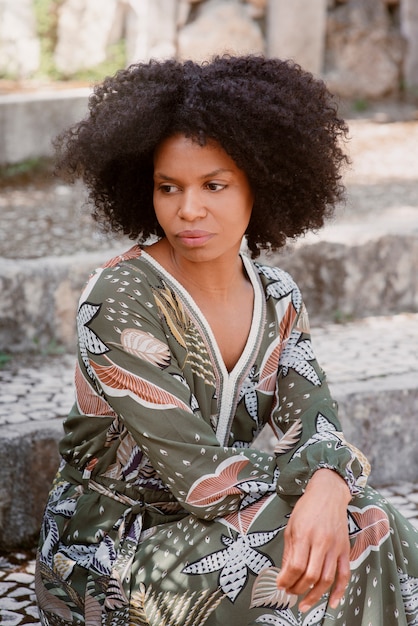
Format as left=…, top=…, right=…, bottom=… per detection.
left=294, top=303, right=310, bottom=335
left=290, top=413, right=346, bottom=462
left=182, top=529, right=280, bottom=602
left=255, top=600, right=329, bottom=626
left=77, top=301, right=110, bottom=386
left=58, top=535, right=117, bottom=579
left=104, top=416, right=127, bottom=446
left=257, top=337, right=283, bottom=394
left=279, top=331, right=321, bottom=386
left=36, top=554, right=84, bottom=619
left=35, top=556, right=74, bottom=621
left=223, top=494, right=281, bottom=535
left=53, top=553, right=76, bottom=581
left=84, top=592, right=103, bottom=626
left=348, top=504, right=391, bottom=569
left=103, top=574, right=129, bottom=611
left=250, top=566, right=297, bottom=610
left=119, top=328, right=171, bottom=368
left=237, top=366, right=260, bottom=427
left=40, top=512, right=61, bottom=568
left=102, top=432, right=142, bottom=481
left=101, top=244, right=142, bottom=270
left=75, top=361, right=116, bottom=417
left=152, top=282, right=189, bottom=349
left=399, top=572, right=418, bottom=624
left=184, top=324, right=217, bottom=386
left=185, top=457, right=249, bottom=507
left=274, top=420, right=303, bottom=455
left=91, top=355, right=192, bottom=412
left=130, top=583, right=224, bottom=626
left=345, top=442, right=371, bottom=484
left=255, top=264, right=302, bottom=313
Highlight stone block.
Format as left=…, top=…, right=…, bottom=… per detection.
left=126, top=0, right=177, bottom=63
left=401, top=0, right=418, bottom=90
left=266, top=0, right=327, bottom=75
left=0, top=419, right=63, bottom=550
left=324, top=0, right=403, bottom=98
left=2, top=235, right=418, bottom=354
left=54, top=0, right=122, bottom=75
left=0, top=250, right=114, bottom=353
left=0, top=0, right=40, bottom=78
left=270, top=234, right=418, bottom=323
left=0, top=89, right=90, bottom=165
left=337, top=385, right=418, bottom=486
left=178, top=0, right=265, bottom=62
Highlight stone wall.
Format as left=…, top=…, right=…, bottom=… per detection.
left=1, top=0, right=418, bottom=99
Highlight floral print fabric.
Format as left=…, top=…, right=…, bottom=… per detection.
left=36, top=246, right=418, bottom=626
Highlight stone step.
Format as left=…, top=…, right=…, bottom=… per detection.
left=267, top=232, right=418, bottom=324
left=1, top=313, right=417, bottom=548
left=0, top=88, right=90, bottom=165
left=1, top=229, right=418, bottom=354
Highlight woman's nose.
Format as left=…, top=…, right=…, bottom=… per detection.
left=177, top=189, right=207, bottom=220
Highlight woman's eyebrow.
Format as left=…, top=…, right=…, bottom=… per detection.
left=201, top=168, right=233, bottom=179
left=153, top=172, right=176, bottom=181
left=154, top=168, right=233, bottom=180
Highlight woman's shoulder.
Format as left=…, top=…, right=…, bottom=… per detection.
left=78, top=244, right=156, bottom=304
left=99, top=244, right=144, bottom=270
left=249, top=257, right=298, bottom=288
left=248, top=256, right=303, bottom=311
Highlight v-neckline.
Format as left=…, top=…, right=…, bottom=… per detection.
left=140, top=250, right=264, bottom=380
left=139, top=250, right=266, bottom=445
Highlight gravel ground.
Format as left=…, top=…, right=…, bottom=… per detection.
left=1, top=108, right=418, bottom=260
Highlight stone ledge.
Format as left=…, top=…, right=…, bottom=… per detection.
left=0, top=88, right=90, bottom=164
left=0, top=419, right=63, bottom=550
left=267, top=233, right=418, bottom=323
left=2, top=234, right=418, bottom=353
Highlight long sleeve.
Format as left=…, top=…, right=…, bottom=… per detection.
left=271, top=302, right=370, bottom=500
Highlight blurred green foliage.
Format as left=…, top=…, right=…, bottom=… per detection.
left=33, top=0, right=63, bottom=78
left=32, top=0, right=126, bottom=81
left=0, top=157, right=53, bottom=185
left=0, top=352, right=12, bottom=368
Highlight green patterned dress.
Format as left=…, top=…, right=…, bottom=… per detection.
left=36, top=245, right=418, bottom=626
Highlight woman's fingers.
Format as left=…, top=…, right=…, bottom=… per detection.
left=298, top=550, right=338, bottom=612
left=276, top=523, right=350, bottom=613
left=328, top=552, right=351, bottom=609
left=275, top=528, right=311, bottom=592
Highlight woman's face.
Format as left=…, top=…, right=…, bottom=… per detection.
left=153, top=134, right=254, bottom=264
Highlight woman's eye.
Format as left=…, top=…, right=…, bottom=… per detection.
left=159, top=184, right=178, bottom=194
left=206, top=182, right=225, bottom=191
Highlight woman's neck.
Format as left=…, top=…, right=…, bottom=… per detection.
left=146, top=239, right=248, bottom=302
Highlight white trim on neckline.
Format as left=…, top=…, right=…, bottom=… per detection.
left=140, top=250, right=265, bottom=445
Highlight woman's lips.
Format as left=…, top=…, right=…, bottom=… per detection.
left=176, top=230, right=214, bottom=246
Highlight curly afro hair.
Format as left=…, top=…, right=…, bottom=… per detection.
left=54, top=55, right=349, bottom=258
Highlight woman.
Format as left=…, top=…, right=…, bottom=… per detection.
left=36, top=56, right=418, bottom=626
